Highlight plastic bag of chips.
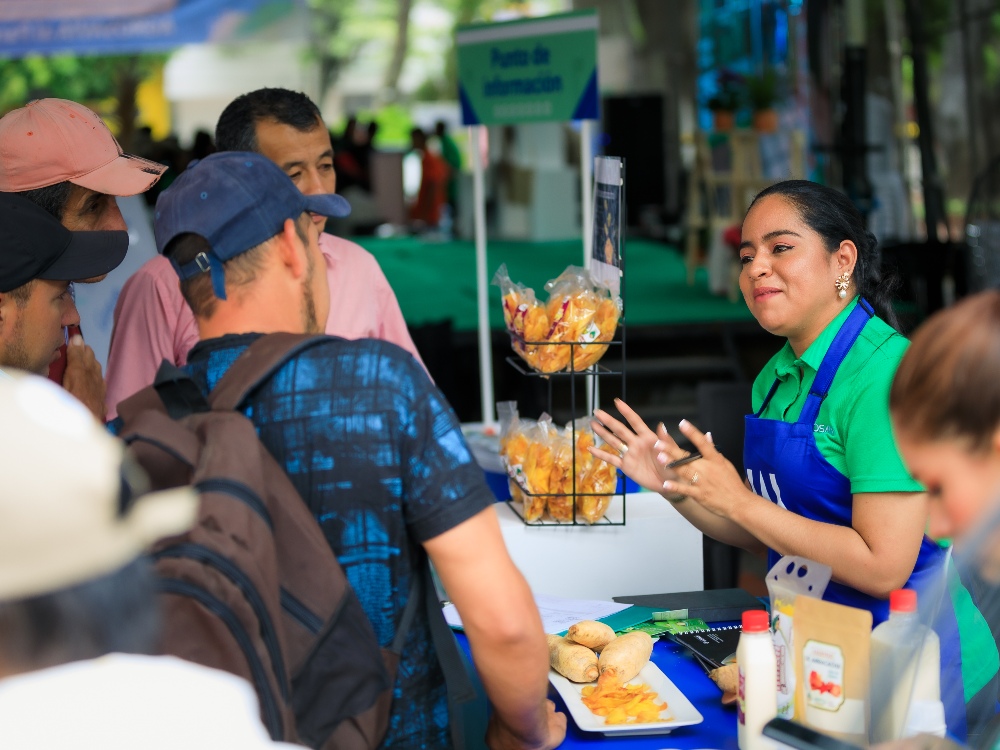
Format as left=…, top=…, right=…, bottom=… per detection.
left=498, top=402, right=549, bottom=522
left=493, top=264, right=621, bottom=374
left=498, top=404, right=616, bottom=524
left=571, top=420, right=616, bottom=524
left=493, top=264, right=549, bottom=367
left=546, top=425, right=575, bottom=521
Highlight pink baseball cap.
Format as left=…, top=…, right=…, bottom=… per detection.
left=0, top=98, right=167, bottom=196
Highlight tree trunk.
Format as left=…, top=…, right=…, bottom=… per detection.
left=962, top=0, right=1000, bottom=163
left=902, top=0, right=949, bottom=242
left=115, top=57, right=140, bottom=153
left=309, top=2, right=355, bottom=102
left=383, top=0, right=413, bottom=103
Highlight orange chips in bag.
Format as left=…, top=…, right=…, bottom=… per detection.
left=574, top=421, right=616, bottom=524
left=493, top=264, right=621, bottom=374
left=575, top=297, right=621, bottom=370
left=546, top=428, right=575, bottom=521
left=498, top=402, right=549, bottom=521
left=499, top=404, right=615, bottom=524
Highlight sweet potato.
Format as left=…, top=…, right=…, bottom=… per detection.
left=597, top=631, right=654, bottom=687
left=709, top=663, right=739, bottom=700
left=547, top=634, right=599, bottom=683
left=566, top=620, right=616, bottom=652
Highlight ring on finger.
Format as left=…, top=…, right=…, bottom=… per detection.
left=690, top=472, right=700, bottom=485
left=620, top=442, right=629, bottom=455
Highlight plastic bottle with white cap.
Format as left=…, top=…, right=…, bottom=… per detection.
left=737, top=609, right=778, bottom=750
left=870, top=589, right=943, bottom=742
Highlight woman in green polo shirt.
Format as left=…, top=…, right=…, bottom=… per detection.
left=591, top=180, right=997, bottom=741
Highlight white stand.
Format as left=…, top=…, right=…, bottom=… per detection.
left=496, top=493, right=704, bottom=600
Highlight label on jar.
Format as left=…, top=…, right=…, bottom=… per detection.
left=803, top=639, right=845, bottom=712
left=773, top=611, right=795, bottom=719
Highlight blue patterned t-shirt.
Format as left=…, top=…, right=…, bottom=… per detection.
left=184, top=333, right=495, bottom=749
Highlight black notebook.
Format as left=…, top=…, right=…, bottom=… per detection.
left=612, top=588, right=764, bottom=623
left=670, top=625, right=742, bottom=671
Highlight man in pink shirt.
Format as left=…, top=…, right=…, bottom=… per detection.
left=105, top=88, right=423, bottom=417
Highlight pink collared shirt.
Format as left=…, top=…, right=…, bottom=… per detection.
left=104, top=233, right=425, bottom=418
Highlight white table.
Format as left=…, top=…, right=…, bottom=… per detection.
left=495, top=491, right=704, bottom=600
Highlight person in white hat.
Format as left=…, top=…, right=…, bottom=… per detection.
left=0, top=372, right=300, bottom=749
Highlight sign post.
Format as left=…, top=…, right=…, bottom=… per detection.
left=456, top=10, right=599, bottom=424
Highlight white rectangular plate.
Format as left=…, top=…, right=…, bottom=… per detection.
left=549, top=661, right=704, bottom=736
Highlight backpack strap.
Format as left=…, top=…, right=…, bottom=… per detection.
left=116, top=360, right=176, bottom=425
left=153, top=361, right=211, bottom=419
left=208, top=333, right=330, bottom=412
left=386, top=555, right=476, bottom=750
left=390, top=570, right=424, bottom=655
left=422, top=557, right=476, bottom=750
left=117, top=360, right=211, bottom=425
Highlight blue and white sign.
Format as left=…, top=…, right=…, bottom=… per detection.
left=0, top=0, right=296, bottom=57
left=456, top=10, right=599, bottom=126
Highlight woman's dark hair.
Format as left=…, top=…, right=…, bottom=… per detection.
left=0, top=557, right=160, bottom=672
left=748, top=180, right=901, bottom=330
left=891, top=290, right=1000, bottom=451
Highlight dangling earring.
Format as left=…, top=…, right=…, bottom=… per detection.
left=835, top=272, right=851, bottom=299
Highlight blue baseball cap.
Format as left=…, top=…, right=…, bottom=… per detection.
left=153, top=151, right=351, bottom=300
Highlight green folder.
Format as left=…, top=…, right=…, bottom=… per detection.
left=556, top=605, right=658, bottom=636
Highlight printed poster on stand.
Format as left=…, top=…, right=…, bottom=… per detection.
left=591, top=156, right=624, bottom=298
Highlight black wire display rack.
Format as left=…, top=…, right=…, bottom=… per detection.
left=503, top=251, right=628, bottom=526
left=502, top=155, right=628, bottom=527
left=502, top=325, right=628, bottom=526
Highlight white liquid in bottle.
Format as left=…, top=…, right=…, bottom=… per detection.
left=737, top=609, right=778, bottom=750
left=870, top=589, right=942, bottom=743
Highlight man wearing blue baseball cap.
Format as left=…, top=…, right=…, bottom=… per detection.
left=105, top=87, right=426, bottom=421
left=153, top=151, right=564, bottom=750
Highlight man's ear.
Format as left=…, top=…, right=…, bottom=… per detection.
left=275, top=218, right=307, bottom=279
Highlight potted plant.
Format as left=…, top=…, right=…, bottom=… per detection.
left=706, top=69, right=744, bottom=132
left=746, top=67, right=783, bottom=133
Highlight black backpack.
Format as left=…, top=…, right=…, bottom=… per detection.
left=117, top=333, right=473, bottom=749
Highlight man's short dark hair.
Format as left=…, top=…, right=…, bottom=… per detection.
left=16, top=181, right=73, bottom=221
left=4, top=280, right=35, bottom=307
left=164, top=213, right=312, bottom=318
left=215, top=88, right=324, bottom=153
left=0, top=558, right=160, bottom=673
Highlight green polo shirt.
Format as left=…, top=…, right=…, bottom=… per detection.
left=751, top=297, right=921, bottom=494
left=754, top=300, right=999, bottom=711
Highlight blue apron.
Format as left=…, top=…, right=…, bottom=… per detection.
left=743, top=299, right=967, bottom=738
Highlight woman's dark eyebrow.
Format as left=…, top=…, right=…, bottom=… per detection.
left=739, top=229, right=803, bottom=251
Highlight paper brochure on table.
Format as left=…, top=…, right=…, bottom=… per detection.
left=443, top=593, right=630, bottom=634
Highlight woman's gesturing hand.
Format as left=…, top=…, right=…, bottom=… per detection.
left=588, top=398, right=679, bottom=494
left=658, top=418, right=754, bottom=519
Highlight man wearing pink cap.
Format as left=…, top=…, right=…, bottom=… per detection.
left=0, top=98, right=167, bottom=419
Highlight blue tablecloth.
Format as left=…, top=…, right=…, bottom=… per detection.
left=455, top=632, right=739, bottom=749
